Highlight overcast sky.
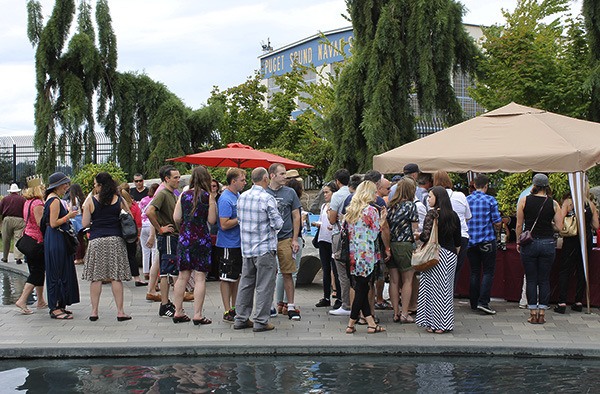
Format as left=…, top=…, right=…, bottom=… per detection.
left=0, top=0, right=583, bottom=136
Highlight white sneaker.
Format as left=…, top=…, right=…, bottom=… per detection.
left=328, top=307, right=351, bottom=316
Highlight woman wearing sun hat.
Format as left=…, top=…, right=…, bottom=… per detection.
left=43, top=172, right=80, bottom=320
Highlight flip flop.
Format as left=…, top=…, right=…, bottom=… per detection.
left=50, top=311, right=73, bottom=320
left=16, top=305, right=33, bottom=315
left=36, top=302, right=48, bottom=309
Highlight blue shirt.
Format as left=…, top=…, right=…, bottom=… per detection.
left=467, top=190, right=502, bottom=246
left=216, top=189, right=240, bottom=248
left=238, top=185, right=283, bottom=258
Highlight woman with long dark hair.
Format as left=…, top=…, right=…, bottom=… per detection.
left=415, top=186, right=461, bottom=334
left=81, top=172, right=132, bottom=321
left=15, top=184, right=47, bottom=314
left=344, top=181, right=387, bottom=334
left=43, top=172, right=80, bottom=319
left=171, top=166, right=217, bottom=324
left=516, top=174, right=563, bottom=324
left=68, top=183, right=86, bottom=265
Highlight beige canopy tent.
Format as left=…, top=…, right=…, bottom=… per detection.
left=373, top=102, right=600, bottom=310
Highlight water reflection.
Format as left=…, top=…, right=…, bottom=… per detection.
left=0, top=270, right=27, bottom=305
left=0, top=356, right=599, bottom=393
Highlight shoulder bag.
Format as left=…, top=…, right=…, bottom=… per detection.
left=559, top=214, right=577, bottom=238
left=58, top=220, right=79, bottom=255
left=15, top=201, right=44, bottom=259
left=518, top=196, right=548, bottom=246
left=411, top=217, right=440, bottom=272
left=120, top=209, right=138, bottom=243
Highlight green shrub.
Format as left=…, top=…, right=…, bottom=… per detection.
left=495, top=172, right=569, bottom=216
left=71, top=162, right=128, bottom=195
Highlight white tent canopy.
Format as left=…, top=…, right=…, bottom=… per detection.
left=373, top=102, right=600, bottom=308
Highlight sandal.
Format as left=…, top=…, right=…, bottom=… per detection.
left=426, top=327, right=434, bottom=333
left=356, top=317, right=368, bottom=325
left=345, top=325, right=356, bottom=334
left=193, top=317, right=212, bottom=325
left=50, top=310, right=73, bottom=320
left=393, top=314, right=401, bottom=323
left=527, top=310, right=538, bottom=324
left=400, top=313, right=415, bottom=324
left=61, top=308, right=73, bottom=315
left=434, top=329, right=448, bottom=334
left=537, top=312, right=546, bottom=324
left=16, top=304, right=33, bottom=315
left=367, top=325, right=386, bottom=334
left=173, top=314, right=191, bottom=323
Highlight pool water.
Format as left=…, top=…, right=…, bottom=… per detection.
left=0, top=269, right=28, bottom=306
left=0, top=356, right=598, bottom=393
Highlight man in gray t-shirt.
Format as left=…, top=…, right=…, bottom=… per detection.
left=266, top=164, right=302, bottom=321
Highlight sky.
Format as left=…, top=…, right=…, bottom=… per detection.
left=0, top=0, right=584, bottom=137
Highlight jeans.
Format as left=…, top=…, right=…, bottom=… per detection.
left=520, top=238, right=556, bottom=309
left=454, top=237, right=469, bottom=286
left=467, top=242, right=497, bottom=309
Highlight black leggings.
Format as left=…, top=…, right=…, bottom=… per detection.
left=557, top=236, right=588, bottom=304
left=126, top=240, right=140, bottom=277
left=25, top=254, right=45, bottom=286
left=350, top=273, right=373, bottom=321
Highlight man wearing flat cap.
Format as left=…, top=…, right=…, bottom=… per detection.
left=0, top=183, right=26, bottom=264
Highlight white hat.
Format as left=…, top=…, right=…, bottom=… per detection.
left=8, top=183, right=21, bottom=193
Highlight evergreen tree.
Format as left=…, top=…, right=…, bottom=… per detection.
left=329, top=0, right=479, bottom=173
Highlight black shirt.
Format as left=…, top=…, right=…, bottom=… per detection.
left=130, top=187, right=148, bottom=202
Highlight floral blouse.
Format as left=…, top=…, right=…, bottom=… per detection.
left=347, top=205, right=380, bottom=277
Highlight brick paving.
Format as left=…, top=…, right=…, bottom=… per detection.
left=1, top=254, right=600, bottom=359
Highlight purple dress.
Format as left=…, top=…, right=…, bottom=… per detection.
left=176, top=189, right=212, bottom=272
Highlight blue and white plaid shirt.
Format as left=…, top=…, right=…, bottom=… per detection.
left=238, top=185, right=284, bottom=258
left=467, top=190, right=502, bottom=247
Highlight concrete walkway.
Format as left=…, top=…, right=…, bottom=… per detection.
left=1, top=254, right=600, bottom=360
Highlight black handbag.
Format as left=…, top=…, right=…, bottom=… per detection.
left=16, top=201, right=44, bottom=259
left=120, top=209, right=138, bottom=243
left=312, top=227, right=320, bottom=248
left=58, top=221, right=79, bottom=255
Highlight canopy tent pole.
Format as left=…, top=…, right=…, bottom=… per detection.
left=568, top=172, right=591, bottom=314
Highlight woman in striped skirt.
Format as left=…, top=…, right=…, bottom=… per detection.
left=415, top=186, right=461, bottom=334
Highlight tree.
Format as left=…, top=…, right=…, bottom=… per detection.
left=328, top=0, right=480, bottom=173
left=27, top=0, right=115, bottom=177
left=471, top=0, right=589, bottom=118
left=583, top=0, right=600, bottom=122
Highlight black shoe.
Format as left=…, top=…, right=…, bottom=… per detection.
left=1, top=258, right=7, bottom=263
left=16, top=259, right=23, bottom=265
left=117, top=316, right=132, bottom=322
left=332, top=299, right=342, bottom=310
left=287, top=309, right=301, bottom=321
left=315, top=298, right=330, bottom=307
left=135, top=281, right=148, bottom=287
left=554, top=305, right=566, bottom=314
left=571, top=303, right=583, bottom=312
left=159, top=302, right=175, bottom=317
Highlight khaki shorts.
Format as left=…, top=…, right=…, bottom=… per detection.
left=387, top=241, right=414, bottom=272
left=277, top=238, right=297, bottom=274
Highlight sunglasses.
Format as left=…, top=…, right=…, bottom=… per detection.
left=134, top=180, right=144, bottom=183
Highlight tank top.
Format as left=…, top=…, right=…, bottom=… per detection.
left=523, top=195, right=555, bottom=238
left=89, top=196, right=122, bottom=240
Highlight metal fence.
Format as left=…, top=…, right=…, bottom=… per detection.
left=0, top=133, right=114, bottom=195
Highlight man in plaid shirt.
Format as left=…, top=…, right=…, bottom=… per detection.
left=466, top=174, right=502, bottom=315
left=233, top=167, right=283, bottom=332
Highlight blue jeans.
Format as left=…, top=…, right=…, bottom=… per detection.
left=467, top=242, right=497, bottom=309
left=520, top=238, right=556, bottom=309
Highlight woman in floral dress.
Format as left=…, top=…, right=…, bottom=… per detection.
left=171, top=166, right=217, bottom=324
left=344, top=181, right=387, bottom=334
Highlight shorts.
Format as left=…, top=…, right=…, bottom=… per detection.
left=388, top=241, right=414, bottom=272
left=157, top=234, right=179, bottom=277
left=218, top=247, right=242, bottom=282
left=277, top=238, right=297, bottom=274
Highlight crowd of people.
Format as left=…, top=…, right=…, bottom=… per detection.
left=1, top=161, right=597, bottom=333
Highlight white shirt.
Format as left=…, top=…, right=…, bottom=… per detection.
left=447, top=189, right=471, bottom=238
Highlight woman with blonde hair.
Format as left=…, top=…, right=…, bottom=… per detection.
left=171, top=166, right=217, bottom=324
left=14, top=184, right=47, bottom=314
left=344, top=181, right=386, bottom=334
left=386, top=177, right=419, bottom=323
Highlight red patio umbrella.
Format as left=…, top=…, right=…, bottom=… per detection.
left=169, top=143, right=313, bottom=169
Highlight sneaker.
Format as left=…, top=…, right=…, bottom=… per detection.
left=477, top=305, right=496, bottom=315
left=315, top=298, right=331, bottom=307
left=332, top=299, right=342, bottom=310
left=146, top=293, right=161, bottom=302
left=288, top=309, right=301, bottom=321
left=0, top=258, right=7, bottom=263
left=518, top=304, right=527, bottom=309
left=253, top=323, right=275, bottom=332
left=16, top=259, right=23, bottom=265
left=223, top=310, right=235, bottom=323
left=159, top=302, right=175, bottom=317
left=329, top=307, right=351, bottom=316
left=270, top=308, right=278, bottom=317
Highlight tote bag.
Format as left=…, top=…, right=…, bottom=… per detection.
left=411, top=218, right=440, bottom=272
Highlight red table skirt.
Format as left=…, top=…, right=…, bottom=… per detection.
left=455, top=243, right=600, bottom=306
